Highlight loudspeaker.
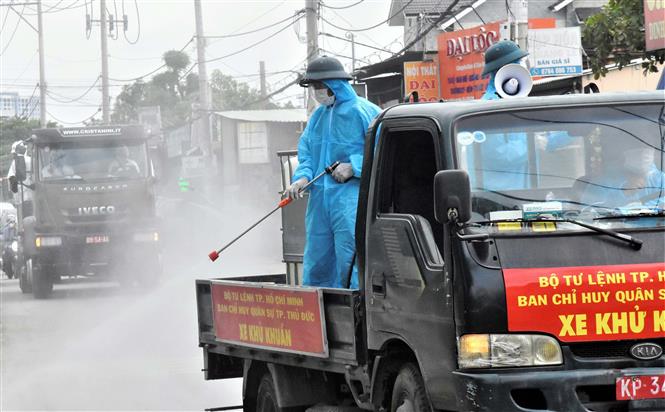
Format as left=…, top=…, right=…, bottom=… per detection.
left=494, top=64, right=533, bottom=98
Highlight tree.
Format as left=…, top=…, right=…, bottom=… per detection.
left=111, top=50, right=199, bottom=128
left=209, top=70, right=280, bottom=111
left=112, top=49, right=293, bottom=130
left=583, top=0, right=665, bottom=79
left=0, top=118, right=57, bottom=176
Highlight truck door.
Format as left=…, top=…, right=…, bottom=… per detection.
left=363, top=118, right=457, bottom=405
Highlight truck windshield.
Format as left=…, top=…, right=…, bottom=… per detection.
left=454, top=103, right=665, bottom=229
left=37, top=141, right=148, bottom=182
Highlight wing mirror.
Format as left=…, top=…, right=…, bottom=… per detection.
left=14, top=155, right=26, bottom=182
left=434, top=170, right=471, bottom=224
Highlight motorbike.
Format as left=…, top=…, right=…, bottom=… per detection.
left=1, top=222, right=18, bottom=279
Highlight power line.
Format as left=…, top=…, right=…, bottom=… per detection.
left=189, top=16, right=304, bottom=73
left=46, top=76, right=100, bottom=103
left=320, top=32, right=391, bottom=53
left=19, top=83, right=39, bottom=118
left=108, top=37, right=193, bottom=82
left=23, top=0, right=85, bottom=14
left=318, top=0, right=414, bottom=32
left=205, top=9, right=304, bottom=39
left=121, top=0, right=140, bottom=44
left=0, top=4, right=26, bottom=56
left=46, top=107, right=101, bottom=125
left=320, top=0, right=364, bottom=10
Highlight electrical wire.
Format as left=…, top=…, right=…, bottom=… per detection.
left=47, top=108, right=101, bottom=125
left=46, top=76, right=100, bottom=103
left=122, top=0, right=140, bottom=45
left=196, top=16, right=303, bottom=71
left=19, top=83, right=38, bottom=118
left=0, top=4, right=25, bottom=56
left=24, top=0, right=86, bottom=15
left=108, top=37, right=193, bottom=82
left=9, top=51, right=38, bottom=84
left=204, top=10, right=304, bottom=39
left=318, top=0, right=414, bottom=32
left=0, top=1, right=12, bottom=34
left=209, top=0, right=288, bottom=45
left=320, top=0, right=365, bottom=10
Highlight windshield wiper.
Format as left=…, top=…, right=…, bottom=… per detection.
left=469, top=217, right=643, bottom=250
left=594, top=209, right=665, bottom=220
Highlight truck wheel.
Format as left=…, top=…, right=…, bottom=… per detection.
left=391, top=363, right=432, bottom=412
left=19, top=260, right=32, bottom=294
left=31, top=260, right=53, bottom=299
left=256, top=373, right=280, bottom=412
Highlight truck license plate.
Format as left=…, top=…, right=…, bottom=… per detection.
left=85, top=235, right=109, bottom=244
left=616, top=375, right=665, bottom=400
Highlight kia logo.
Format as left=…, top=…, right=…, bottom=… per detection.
left=77, top=206, right=116, bottom=215
left=630, top=343, right=663, bottom=360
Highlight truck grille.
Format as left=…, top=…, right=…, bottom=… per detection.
left=569, top=339, right=665, bottom=359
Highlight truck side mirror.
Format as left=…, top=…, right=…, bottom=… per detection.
left=434, top=170, right=471, bottom=224
left=14, top=155, right=27, bottom=183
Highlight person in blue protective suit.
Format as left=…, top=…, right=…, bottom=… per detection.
left=467, top=41, right=571, bottom=191
left=580, top=146, right=665, bottom=210
left=286, top=56, right=381, bottom=289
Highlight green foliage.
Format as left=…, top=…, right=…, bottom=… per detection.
left=112, top=49, right=293, bottom=130
left=0, top=118, right=57, bottom=176
left=583, top=0, right=665, bottom=79
left=209, top=70, right=279, bottom=111
left=111, top=50, right=199, bottom=128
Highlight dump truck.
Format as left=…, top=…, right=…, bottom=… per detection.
left=196, top=92, right=665, bottom=411
left=10, top=125, right=161, bottom=298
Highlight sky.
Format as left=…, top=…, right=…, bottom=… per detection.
left=0, top=0, right=404, bottom=125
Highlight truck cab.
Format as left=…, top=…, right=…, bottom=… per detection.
left=197, top=92, right=664, bottom=411
left=11, top=126, right=161, bottom=298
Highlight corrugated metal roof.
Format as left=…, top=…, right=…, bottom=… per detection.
left=213, top=109, right=307, bottom=123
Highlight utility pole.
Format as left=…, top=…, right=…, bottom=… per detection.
left=305, top=0, right=319, bottom=112
left=100, top=0, right=110, bottom=123
left=36, top=0, right=46, bottom=127
left=259, top=61, right=267, bottom=108
left=194, top=0, right=211, bottom=159
left=345, top=32, right=355, bottom=80
left=510, top=0, right=528, bottom=51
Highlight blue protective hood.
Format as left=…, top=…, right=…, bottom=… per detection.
left=322, top=79, right=357, bottom=103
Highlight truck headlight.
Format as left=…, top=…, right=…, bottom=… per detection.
left=458, top=334, right=562, bottom=369
left=133, top=232, right=159, bottom=242
left=35, top=236, right=62, bottom=247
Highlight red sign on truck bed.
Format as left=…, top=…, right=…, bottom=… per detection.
left=210, top=281, right=328, bottom=357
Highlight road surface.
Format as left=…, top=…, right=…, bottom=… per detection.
left=1, top=195, right=284, bottom=410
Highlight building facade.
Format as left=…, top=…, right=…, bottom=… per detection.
left=0, top=92, right=40, bottom=120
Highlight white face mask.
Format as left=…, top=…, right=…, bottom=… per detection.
left=310, top=86, right=335, bottom=106
left=623, top=149, right=654, bottom=175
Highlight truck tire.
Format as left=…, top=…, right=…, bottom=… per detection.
left=31, top=259, right=53, bottom=299
left=390, top=363, right=432, bottom=412
left=19, top=259, right=32, bottom=294
left=256, top=373, right=280, bottom=412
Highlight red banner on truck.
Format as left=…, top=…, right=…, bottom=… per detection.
left=210, top=282, right=328, bottom=357
left=504, top=262, right=665, bottom=342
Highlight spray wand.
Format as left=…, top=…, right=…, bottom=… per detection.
left=208, top=161, right=340, bottom=262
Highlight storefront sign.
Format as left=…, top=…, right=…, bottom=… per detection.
left=504, top=262, right=665, bottom=342
left=437, top=22, right=501, bottom=100
left=404, top=61, right=440, bottom=102
left=645, top=0, right=665, bottom=51
left=211, top=282, right=328, bottom=357
left=527, top=27, right=583, bottom=76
